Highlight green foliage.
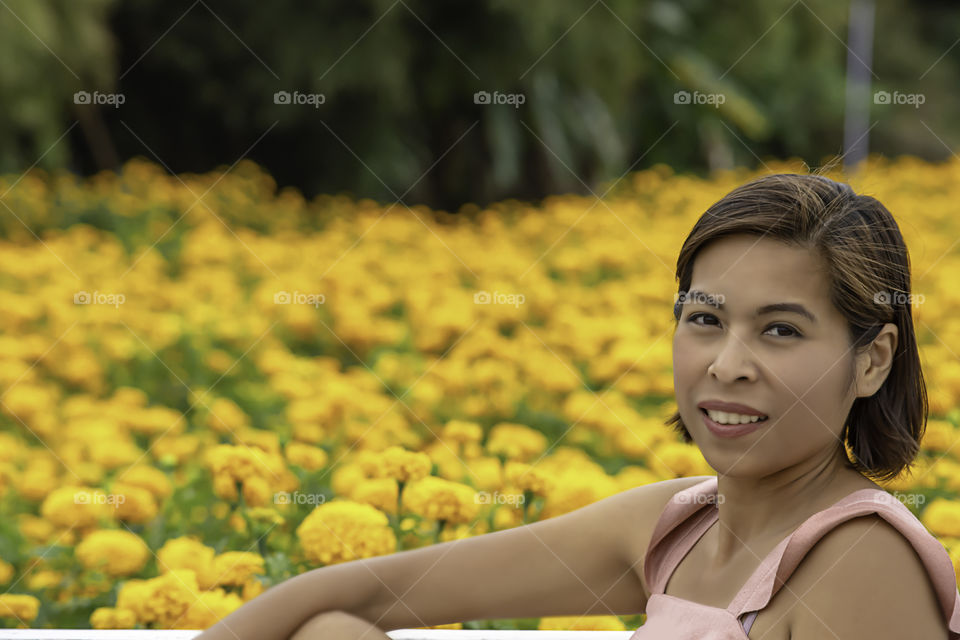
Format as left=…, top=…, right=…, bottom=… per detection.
left=0, top=0, right=958, bottom=208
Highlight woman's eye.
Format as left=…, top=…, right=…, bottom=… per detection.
left=686, top=312, right=801, bottom=338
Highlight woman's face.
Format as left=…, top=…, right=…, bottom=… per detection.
left=672, top=233, right=860, bottom=475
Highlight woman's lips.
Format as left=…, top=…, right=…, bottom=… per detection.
left=700, top=407, right=769, bottom=438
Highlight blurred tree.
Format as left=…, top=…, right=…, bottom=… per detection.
left=0, top=0, right=118, bottom=172
left=0, top=0, right=958, bottom=210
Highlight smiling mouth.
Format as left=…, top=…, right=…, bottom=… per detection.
left=699, top=407, right=769, bottom=424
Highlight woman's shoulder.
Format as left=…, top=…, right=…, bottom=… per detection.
left=620, top=476, right=716, bottom=559
left=785, top=513, right=950, bottom=638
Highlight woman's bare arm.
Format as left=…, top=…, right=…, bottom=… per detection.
left=363, top=476, right=711, bottom=631
left=192, top=560, right=387, bottom=640
left=193, top=476, right=707, bottom=640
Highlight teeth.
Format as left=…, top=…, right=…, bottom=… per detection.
left=705, top=409, right=767, bottom=425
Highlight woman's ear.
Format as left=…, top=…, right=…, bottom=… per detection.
left=854, top=323, right=898, bottom=398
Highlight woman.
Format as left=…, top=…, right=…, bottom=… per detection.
left=196, top=174, right=960, bottom=639
left=633, top=172, right=960, bottom=637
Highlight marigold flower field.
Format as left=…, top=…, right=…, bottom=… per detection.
left=2, top=155, right=960, bottom=631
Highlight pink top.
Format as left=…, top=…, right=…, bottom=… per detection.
left=629, top=476, right=960, bottom=638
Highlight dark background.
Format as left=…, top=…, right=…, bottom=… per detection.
left=2, top=0, right=958, bottom=211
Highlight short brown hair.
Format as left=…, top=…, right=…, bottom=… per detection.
left=665, top=173, right=926, bottom=482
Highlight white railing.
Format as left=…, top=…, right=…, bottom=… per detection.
left=0, top=632, right=636, bottom=639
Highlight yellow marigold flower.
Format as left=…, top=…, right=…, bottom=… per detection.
left=352, top=477, right=399, bottom=514
left=212, top=551, right=265, bottom=587
left=16, top=468, right=60, bottom=501
left=157, top=537, right=218, bottom=590
left=150, top=433, right=202, bottom=466
left=0, top=461, right=17, bottom=494
left=285, top=441, right=329, bottom=471
left=439, top=522, right=486, bottom=542
left=242, top=475, right=272, bottom=507
left=18, top=515, right=54, bottom=543
left=616, top=465, right=661, bottom=491
left=0, top=559, right=13, bottom=585
left=922, top=419, right=959, bottom=452
left=111, top=386, right=148, bottom=407
left=922, top=498, right=960, bottom=538
left=207, top=397, right=251, bottom=434
left=286, top=397, right=335, bottom=425
left=127, top=406, right=186, bottom=437
left=331, top=463, right=368, bottom=497
left=461, top=456, right=502, bottom=491
left=504, top=461, right=555, bottom=496
left=40, top=486, right=114, bottom=529
left=350, top=449, right=385, bottom=477
left=235, top=427, right=281, bottom=455
left=0, top=433, right=23, bottom=464
left=87, top=438, right=143, bottom=469
left=204, top=349, right=235, bottom=375
left=242, top=577, right=265, bottom=601
left=402, top=476, right=480, bottom=524
left=213, top=472, right=239, bottom=502
left=442, top=419, right=483, bottom=444
left=114, top=465, right=173, bottom=500
left=538, top=615, right=626, bottom=631
left=493, top=505, right=523, bottom=529
left=205, top=444, right=285, bottom=483
left=485, top=422, right=548, bottom=462
left=246, top=507, right=285, bottom=527
left=540, top=471, right=620, bottom=519
left=75, top=461, right=105, bottom=485
left=0, top=594, right=40, bottom=622
left=291, top=420, right=324, bottom=444
left=376, top=446, right=432, bottom=484
left=1, top=384, right=54, bottom=425
left=426, top=444, right=469, bottom=482
left=229, top=513, right=247, bottom=533
left=76, top=529, right=150, bottom=577
left=649, top=441, right=712, bottom=478
left=539, top=446, right=605, bottom=476
left=111, top=483, right=159, bottom=523
left=296, top=499, right=397, bottom=565
left=615, top=422, right=671, bottom=458
left=134, top=568, right=201, bottom=627
left=116, top=578, right=154, bottom=623
left=91, top=606, right=137, bottom=629
left=176, top=589, right=243, bottom=630
left=25, top=570, right=62, bottom=591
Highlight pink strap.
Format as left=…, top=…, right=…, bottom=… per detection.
left=644, top=476, right=960, bottom=633
left=726, top=488, right=960, bottom=633
left=644, top=477, right=719, bottom=595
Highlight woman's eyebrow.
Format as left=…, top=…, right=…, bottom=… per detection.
left=685, top=289, right=818, bottom=324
